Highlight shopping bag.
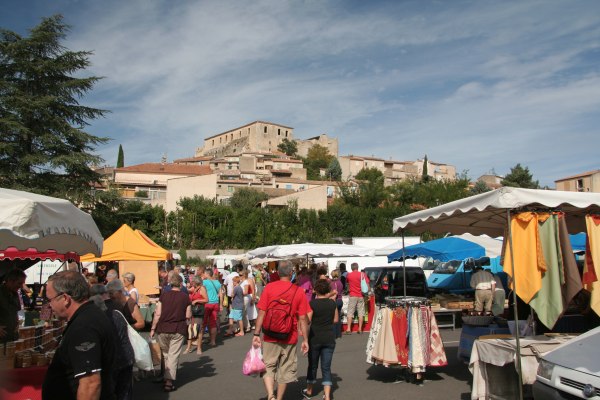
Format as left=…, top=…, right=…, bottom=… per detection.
left=116, top=310, right=153, bottom=371
left=149, top=339, right=162, bottom=366
left=242, top=346, right=266, bottom=377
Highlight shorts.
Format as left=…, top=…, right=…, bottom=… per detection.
left=204, top=303, right=219, bottom=329
left=229, top=309, right=243, bottom=321
left=262, top=341, right=298, bottom=384
left=347, top=296, right=365, bottom=319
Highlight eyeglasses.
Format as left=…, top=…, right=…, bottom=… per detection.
left=47, top=292, right=65, bottom=303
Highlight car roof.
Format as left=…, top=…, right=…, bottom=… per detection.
left=542, top=325, right=600, bottom=375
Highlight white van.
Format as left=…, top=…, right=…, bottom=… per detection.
left=534, top=325, right=600, bottom=399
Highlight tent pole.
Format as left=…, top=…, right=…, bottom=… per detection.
left=507, top=209, right=524, bottom=400
left=402, top=231, right=406, bottom=297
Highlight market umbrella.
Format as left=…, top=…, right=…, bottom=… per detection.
left=0, top=188, right=103, bottom=256
left=387, top=236, right=485, bottom=262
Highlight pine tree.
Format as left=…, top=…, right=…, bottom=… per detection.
left=422, top=154, right=429, bottom=182
left=0, top=15, right=109, bottom=200
left=117, top=145, right=124, bottom=168
left=501, top=164, right=539, bottom=189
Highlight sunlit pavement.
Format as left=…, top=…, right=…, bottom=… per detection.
left=135, top=321, right=472, bottom=400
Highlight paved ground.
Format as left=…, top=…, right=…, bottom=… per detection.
left=135, top=323, right=473, bottom=400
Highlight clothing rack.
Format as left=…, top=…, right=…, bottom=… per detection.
left=384, top=296, right=430, bottom=308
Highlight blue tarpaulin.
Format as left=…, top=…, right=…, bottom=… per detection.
left=569, top=233, right=586, bottom=253
left=387, top=236, right=485, bottom=262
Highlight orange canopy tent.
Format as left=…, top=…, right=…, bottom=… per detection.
left=81, top=224, right=171, bottom=295
left=81, top=224, right=171, bottom=262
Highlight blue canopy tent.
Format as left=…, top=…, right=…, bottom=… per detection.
left=387, top=236, right=485, bottom=262
left=569, top=233, right=586, bottom=253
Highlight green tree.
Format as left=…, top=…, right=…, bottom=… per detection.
left=422, top=154, right=429, bottom=182
left=277, top=138, right=298, bottom=157
left=501, top=163, right=539, bottom=188
left=304, top=144, right=334, bottom=180
left=0, top=15, right=109, bottom=200
left=355, top=167, right=387, bottom=208
left=117, top=144, right=124, bottom=168
left=325, top=158, right=342, bottom=181
left=229, top=187, right=268, bottom=209
left=471, top=180, right=491, bottom=195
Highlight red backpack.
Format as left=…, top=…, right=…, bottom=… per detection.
left=262, top=283, right=299, bottom=340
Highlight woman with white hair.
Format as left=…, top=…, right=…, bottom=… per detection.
left=122, top=272, right=139, bottom=304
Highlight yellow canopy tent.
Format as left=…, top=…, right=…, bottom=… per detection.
left=81, top=224, right=171, bottom=295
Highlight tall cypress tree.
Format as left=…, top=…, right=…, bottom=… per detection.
left=117, top=144, right=124, bottom=168
left=422, top=154, right=429, bottom=182
left=0, top=15, right=109, bottom=201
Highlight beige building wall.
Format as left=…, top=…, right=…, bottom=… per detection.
left=555, top=170, right=600, bottom=192
left=338, top=156, right=386, bottom=180
left=296, top=134, right=339, bottom=158
left=264, top=185, right=328, bottom=211
left=196, top=121, right=294, bottom=158
left=115, top=171, right=190, bottom=186
left=166, top=174, right=219, bottom=212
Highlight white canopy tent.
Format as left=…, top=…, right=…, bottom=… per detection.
left=0, top=188, right=103, bottom=256
left=392, top=187, right=600, bottom=400
left=393, top=187, right=600, bottom=236
left=246, top=243, right=376, bottom=259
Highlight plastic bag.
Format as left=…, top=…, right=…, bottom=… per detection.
left=116, top=310, right=153, bottom=371
left=242, top=346, right=266, bottom=377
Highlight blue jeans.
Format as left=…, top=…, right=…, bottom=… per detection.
left=306, top=343, right=336, bottom=386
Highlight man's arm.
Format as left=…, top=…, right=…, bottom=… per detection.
left=77, top=372, right=101, bottom=400
left=298, top=314, right=309, bottom=355
left=251, top=309, right=266, bottom=348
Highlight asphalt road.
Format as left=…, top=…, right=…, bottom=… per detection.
left=135, top=323, right=472, bottom=400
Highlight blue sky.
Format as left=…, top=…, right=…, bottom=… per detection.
left=2, top=0, right=600, bottom=187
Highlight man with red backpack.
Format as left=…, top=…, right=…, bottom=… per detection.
left=252, top=260, right=310, bottom=400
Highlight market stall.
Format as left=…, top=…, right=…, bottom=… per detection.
left=392, top=187, right=600, bottom=400
left=0, top=188, right=103, bottom=400
left=81, top=224, right=172, bottom=296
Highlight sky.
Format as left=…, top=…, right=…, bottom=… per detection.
left=2, top=0, right=600, bottom=187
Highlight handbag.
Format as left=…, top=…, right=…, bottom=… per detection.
left=116, top=310, right=153, bottom=371
left=191, top=303, right=205, bottom=317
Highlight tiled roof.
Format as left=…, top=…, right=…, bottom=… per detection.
left=173, top=156, right=213, bottom=163
left=555, top=169, right=600, bottom=182
left=115, top=163, right=213, bottom=175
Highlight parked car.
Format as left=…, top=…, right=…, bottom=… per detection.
left=362, top=266, right=429, bottom=304
left=534, top=325, right=600, bottom=399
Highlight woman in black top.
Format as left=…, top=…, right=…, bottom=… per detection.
left=302, top=279, right=339, bottom=400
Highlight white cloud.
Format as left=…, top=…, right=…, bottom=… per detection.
left=15, top=0, right=593, bottom=186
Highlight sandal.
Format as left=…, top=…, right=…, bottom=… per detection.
left=235, top=332, right=245, bottom=337
left=301, top=388, right=312, bottom=399
left=163, top=384, right=177, bottom=392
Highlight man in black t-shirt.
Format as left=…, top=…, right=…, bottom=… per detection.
left=42, top=271, right=116, bottom=400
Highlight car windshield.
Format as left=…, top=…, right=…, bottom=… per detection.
left=422, top=257, right=440, bottom=271
left=433, top=260, right=462, bottom=274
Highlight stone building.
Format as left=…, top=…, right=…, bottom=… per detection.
left=195, top=121, right=294, bottom=158
left=555, top=170, right=600, bottom=192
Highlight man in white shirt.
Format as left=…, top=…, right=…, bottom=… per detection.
left=470, top=267, right=496, bottom=315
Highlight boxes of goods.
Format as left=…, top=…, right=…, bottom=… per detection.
left=447, top=301, right=473, bottom=310
left=15, top=351, right=32, bottom=368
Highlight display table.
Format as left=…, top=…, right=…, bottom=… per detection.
left=0, top=365, right=48, bottom=400
left=468, top=335, right=574, bottom=400
left=433, top=308, right=462, bottom=330
left=342, top=295, right=375, bottom=332
left=458, top=324, right=511, bottom=363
